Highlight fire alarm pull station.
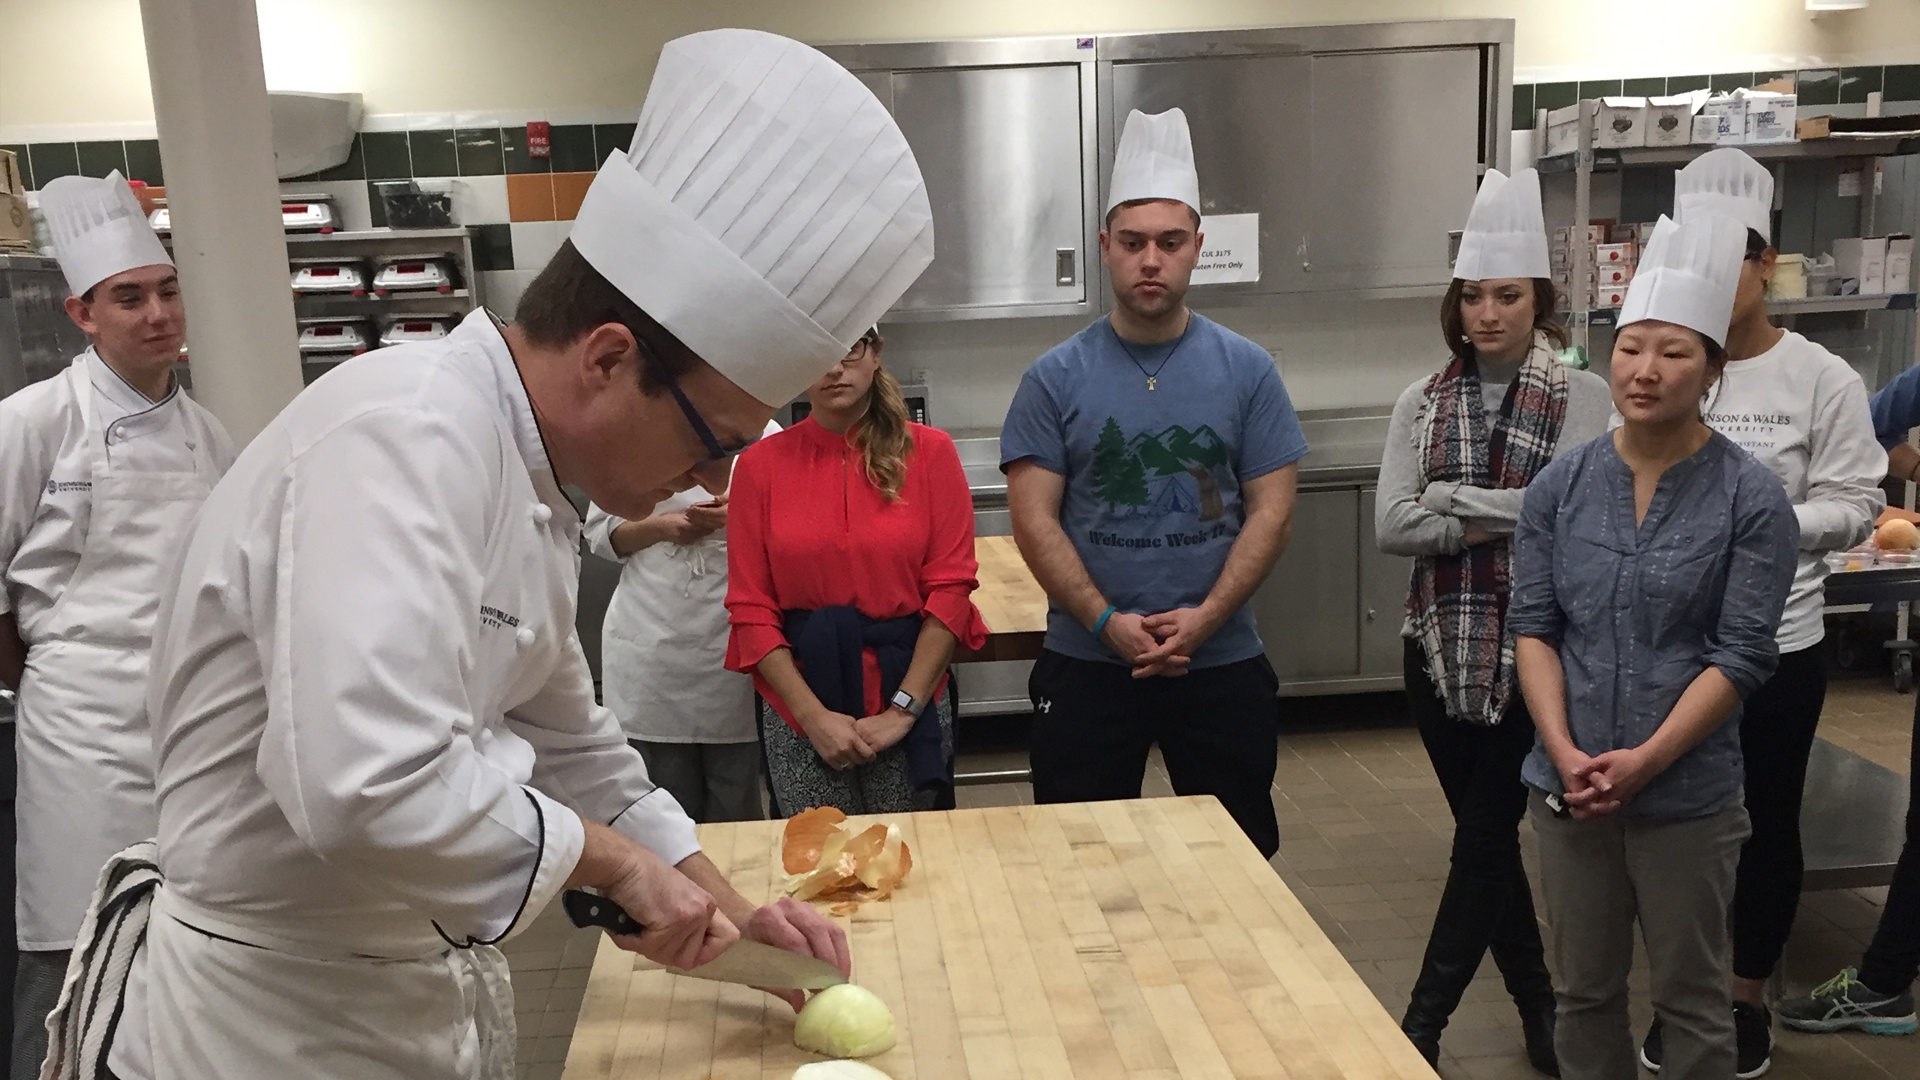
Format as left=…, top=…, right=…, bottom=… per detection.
left=526, top=122, right=552, bottom=160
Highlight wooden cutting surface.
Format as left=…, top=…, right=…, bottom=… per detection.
left=960, top=535, right=1048, bottom=662
left=560, top=796, right=1436, bottom=1080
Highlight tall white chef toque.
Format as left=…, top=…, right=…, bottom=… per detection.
left=1616, top=214, right=1747, bottom=347
left=1451, top=167, right=1551, bottom=281
left=568, top=28, right=934, bottom=409
left=39, top=171, right=173, bottom=299
left=1674, top=147, right=1774, bottom=242
left=1106, top=108, right=1201, bottom=218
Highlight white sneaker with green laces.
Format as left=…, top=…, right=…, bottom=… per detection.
left=1777, top=968, right=1918, bottom=1036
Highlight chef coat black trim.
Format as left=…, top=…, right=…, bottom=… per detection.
left=434, top=787, right=546, bottom=950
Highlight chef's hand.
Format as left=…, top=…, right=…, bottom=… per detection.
left=1138, top=606, right=1224, bottom=676
left=853, top=706, right=915, bottom=754
left=684, top=494, right=728, bottom=533
left=800, top=708, right=876, bottom=770
left=1099, top=611, right=1190, bottom=679
left=743, top=896, right=853, bottom=1012
left=570, top=822, right=737, bottom=970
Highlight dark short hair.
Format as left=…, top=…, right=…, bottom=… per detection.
left=513, top=240, right=703, bottom=395
left=1440, top=278, right=1570, bottom=366
left=1104, top=198, right=1202, bottom=231
left=1745, top=228, right=1771, bottom=260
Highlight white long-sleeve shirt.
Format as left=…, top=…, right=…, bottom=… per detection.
left=146, top=309, right=697, bottom=959
left=1699, top=329, right=1884, bottom=651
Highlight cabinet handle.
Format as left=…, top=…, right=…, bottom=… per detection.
left=1055, top=249, right=1077, bottom=287
left=1365, top=608, right=1377, bottom=621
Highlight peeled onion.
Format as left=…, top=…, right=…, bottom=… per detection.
left=793, top=984, right=897, bottom=1059
left=793, top=1062, right=895, bottom=1080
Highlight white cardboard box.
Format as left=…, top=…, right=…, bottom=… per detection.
left=1834, top=237, right=1890, bottom=295
left=1887, top=235, right=1914, bottom=294
left=1597, top=287, right=1630, bottom=309
left=1646, top=92, right=1705, bottom=148
left=1703, top=98, right=1750, bottom=145
left=1596, top=264, right=1634, bottom=287
left=1594, top=97, right=1649, bottom=149
left=1595, top=242, right=1638, bottom=265
left=1545, top=103, right=1585, bottom=157
left=1745, top=92, right=1798, bottom=144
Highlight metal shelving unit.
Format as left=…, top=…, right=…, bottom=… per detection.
left=1538, top=102, right=1920, bottom=357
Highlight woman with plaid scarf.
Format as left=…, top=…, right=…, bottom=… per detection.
left=1376, top=168, right=1611, bottom=1075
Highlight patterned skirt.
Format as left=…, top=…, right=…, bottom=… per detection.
left=758, top=685, right=954, bottom=817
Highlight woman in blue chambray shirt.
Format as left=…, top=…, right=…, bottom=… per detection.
left=1508, top=214, right=1798, bottom=1080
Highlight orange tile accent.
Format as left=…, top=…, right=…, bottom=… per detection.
left=551, top=171, right=594, bottom=222
left=506, top=173, right=555, bottom=223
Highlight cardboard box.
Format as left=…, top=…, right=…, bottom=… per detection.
left=1703, top=98, right=1749, bottom=145
left=1597, top=287, right=1630, bottom=309
left=0, top=150, right=24, bottom=197
left=1596, top=264, right=1634, bottom=287
left=1545, top=103, right=1585, bottom=157
left=1556, top=224, right=1609, bottom=245
left=1595, top=242, right=1638, bottom=265
left=1646, top=93, right=1705, bottom=148
left=1888, top=235, right=1914, bottom=294
left=0, top=193, right=32, bottom=248
left=1594, top=97, right=1649, bottom=149
left=1833, top=236, right=1890, bottom=295
left=1691, top=113, right=1722, bottom=145
left=1745, top=92, right=1798, bottom=144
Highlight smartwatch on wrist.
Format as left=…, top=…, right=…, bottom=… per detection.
left=889, top=689, right=920, bottom=715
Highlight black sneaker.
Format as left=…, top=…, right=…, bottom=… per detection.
left=1732, top=1001, right=1772, bottom=1079
left=1778, top=967, right=1919, bottom=1036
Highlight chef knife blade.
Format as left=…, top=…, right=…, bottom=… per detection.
left=561, top=889, right=848, bottom=991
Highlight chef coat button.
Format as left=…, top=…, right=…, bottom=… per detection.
left=532, top=504, right=553, bottom=524
left=515, top=627, right=536, bottom=648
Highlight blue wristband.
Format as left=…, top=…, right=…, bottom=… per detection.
left=1091, top=605, right=1117, bottom=638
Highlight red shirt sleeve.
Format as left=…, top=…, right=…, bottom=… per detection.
left=915, top=429, right=988, bottom=651
left=723, top=443, right=788, bottom=674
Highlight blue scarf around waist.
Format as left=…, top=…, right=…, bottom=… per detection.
left=781, top=606, right=952, bottom=808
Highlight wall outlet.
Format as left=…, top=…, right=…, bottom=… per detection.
left=908, top=368, right=931, bottom=386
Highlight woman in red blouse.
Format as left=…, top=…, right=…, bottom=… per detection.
left=726, top=328, right=987, bottom=815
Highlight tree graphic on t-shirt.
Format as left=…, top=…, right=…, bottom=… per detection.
left=1092, top=418, right=1150, bottom=510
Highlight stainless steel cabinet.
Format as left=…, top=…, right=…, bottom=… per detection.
left=1357, top=488, right=1413, bottom=674
left=1255, top=485, right=1413, bottom=694
left=1306, top=49, right=1483, bottom=292
left=1108, top=55, right=1314, bottom=298
left=820, top=39, right=1099, bottom=322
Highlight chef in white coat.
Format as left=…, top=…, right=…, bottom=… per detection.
left=583, top=417, right=781, bottom=825
left=0, top=170, right=234, bottom=1078
left=39, top=29, right=934, bottom=1080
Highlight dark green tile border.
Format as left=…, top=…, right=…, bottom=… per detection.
left=455, top=128, right=504, bottom=176
left=1622, top=77, right=1666, bottom=97
left=296, top=135, right=365, bottom=182
left=1841, top=66, right=1884, bottom=104
left=1889, top=65, right=1920, bottom=102
left=75, top=140, right=125, bottom=179
left=365, top=180, right=389, bottom=228
left=502, top=124, right=551, bottom=174
left=1666, top=74, right=1710, bottom=94
left=408, top=129, right=457, bottom=178
left=593, top=123, right=636, bottom=161
left=472, top=222, right=514, bottom=271
left=361, top=132, right=410, bottom=180
left=1753, top=70, right=1796, bottom=90
left=1710, top=72, right=1753, bottom=93
left=1510, top=84, right=1535, bottom=133
left=1533, top=81, right=1577, bottom=112
left=123, top=140, right=164, bottom=186
left=1577, top=78, right=1623, bottom=100
left=548, top=125, right=597, bottom=172
left=1, top=145, right=31, bottom=190
left=1798, top=68, right=1841, bottom=106
left=29, top=143, right=79, bottom=186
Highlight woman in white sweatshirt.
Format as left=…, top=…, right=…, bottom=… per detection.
left=1635, top=148, right=1887, bottom=1080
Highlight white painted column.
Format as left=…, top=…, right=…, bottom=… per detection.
left=139, top=0, right=303, bottom=445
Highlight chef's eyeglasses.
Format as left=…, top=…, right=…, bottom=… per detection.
left=635, top=333, right=759, bottom=464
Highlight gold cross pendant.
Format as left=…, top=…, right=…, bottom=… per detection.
left=1147, top=377, right=1157, bottom=391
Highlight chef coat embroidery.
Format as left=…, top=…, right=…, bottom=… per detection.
left=45, top=480, right=91, bottom=495
left=479, top=605, right=522, bottom=631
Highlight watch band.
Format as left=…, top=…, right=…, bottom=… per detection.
left=890, top=689, right=919, bottom=715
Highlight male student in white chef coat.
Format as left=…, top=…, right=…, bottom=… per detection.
left=36, top=29, right=936, bottom=1080
left=0, top=171, right=233, bottom=1078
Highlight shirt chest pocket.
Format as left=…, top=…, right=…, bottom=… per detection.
left=1637, top=537, right=1728, bottom=644
left=1552, top=534, right=1620, bottom=617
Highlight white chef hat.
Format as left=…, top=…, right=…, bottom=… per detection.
left=1106, top=108, right=1200, bottom=218
left=569, top=28, right=933, bottom=408
left=39, top=171, right=172, bottom=299
left=1617, top=214, right=1746, bottom=347
left=1452, top=168, right=1551, bottom=281
left=1674, top=147, right=1774, bottom=242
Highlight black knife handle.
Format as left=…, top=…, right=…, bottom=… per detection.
left=563, top=889, right=645, bottom=935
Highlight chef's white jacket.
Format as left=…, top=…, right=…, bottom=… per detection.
left=146, top=309, right=698, bottom=958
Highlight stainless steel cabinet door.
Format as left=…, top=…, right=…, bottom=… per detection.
left=1305, top=48, right=1482, bottom=292
left=887, top=65, right=1090, bottom=315
left=1357, top=488, right=1413, bottom=679
left=1108, top=55, right=1313, bottom=299
left=1253, top=488, right=1360, bottom=681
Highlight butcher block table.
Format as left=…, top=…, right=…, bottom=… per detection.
left=959, top=535, right=1048, bottom=663
left=560, top=796, right=1434, bottom=1080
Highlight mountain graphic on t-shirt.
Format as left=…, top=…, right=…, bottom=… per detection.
left=1095, top=420, right=1229, bottom=521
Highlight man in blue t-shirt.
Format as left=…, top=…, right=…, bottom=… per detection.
left=999, top=108, right=1308, bottom=858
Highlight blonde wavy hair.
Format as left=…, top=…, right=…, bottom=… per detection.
left=851, top=330, right=914, bottom=502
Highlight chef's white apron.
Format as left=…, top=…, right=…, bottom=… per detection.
left=603, top=527, right=756, bottom=744
left=14, top=363, right=219, bottom=950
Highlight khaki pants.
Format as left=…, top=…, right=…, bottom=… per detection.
left=1530, top=791, right=1750, bottom=1080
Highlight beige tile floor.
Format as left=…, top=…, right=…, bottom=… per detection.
left=504, top=676, right=1916, bottom=1080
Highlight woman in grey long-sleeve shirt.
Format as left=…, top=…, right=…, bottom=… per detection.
left=1377, top=280, right=1609, bottom=1075
left=1510, top=212, right=1798, bottom=1080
